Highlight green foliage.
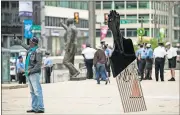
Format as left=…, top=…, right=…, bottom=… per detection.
left=133, top=44, right=139, bottom=52
left=137, top=38, right=164, bottom=50
left=149, top=38, right=158, bottom=50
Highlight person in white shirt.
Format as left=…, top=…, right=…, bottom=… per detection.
left=81, top=43, right=97, bottom=79
left=43, top=52, right=53, bottom=83
left=165, top=42, right=177, bottom=81
left=153, top=42, right=166, bottom=82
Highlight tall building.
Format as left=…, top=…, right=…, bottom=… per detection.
left=95, top=1, right=179, bottom=45
left=1, top=1, right=22, bottom=48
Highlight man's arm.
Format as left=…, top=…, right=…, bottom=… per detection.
left=14, top=37, right=29, bottom=50
left=93, top=51, right=98, bottom=66
left=29, top=49, right=42, bottom=74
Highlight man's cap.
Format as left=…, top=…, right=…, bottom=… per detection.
left=100, top=40, right=105, bottom=43
left=165, top=42, right=171, bottom=46
left=18, top=55, right=23, bottom=59
left=86, top=43, right=91, bottom=47
left=139, top=44, right=143, bottom=47
left=158, top=42, right=164, bottom=46
left=146, top=43, right=151, bottom=47
left=45, top=52, right=50, bottom=55
left=30, top=37, right=39, bottom=44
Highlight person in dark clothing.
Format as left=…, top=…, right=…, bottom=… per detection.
left=104, top=45, right=111, bottom=77
left=81, top=43, right=96, bottom=79
left=153, top=42, right=166, bottom=82
left=93, top=46, right=108, bottom=85
left=136, top=44, right=143, bottom=76
left=138, top=44, right=147, bottom=81
left=144, top=44, right=153, bottom=80
left=17, top=56, right=26, bottom=84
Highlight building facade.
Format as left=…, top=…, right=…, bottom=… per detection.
left=2, top=1, right=179, bottom=54
left=96, top=1, right=180, bottom=44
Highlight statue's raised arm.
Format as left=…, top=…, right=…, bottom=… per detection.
left=107, top=10, right=136, bottom=77
left=60, top=19, right=68, bottom=30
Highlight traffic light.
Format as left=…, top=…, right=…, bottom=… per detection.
left=104, top=13, right=108, bottom=25
left=74, top=12, right=79, bottom=24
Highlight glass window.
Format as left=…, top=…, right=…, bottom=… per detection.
left=1, top=1, right=9, bottom=9
left=139, top=14, right=149, bottom=23
left=103, top=1, right=112, bottom=9
left=127, top=28, right=137, bottom=37
left=49, top=17, right=52, bottom=26
left=174, top=17, right=179, bottom=27
left=127, top=15, right=137, bottom=23
left=144, top=28, right=150, bottom=36
left=11, top=1, right=18, bottom=8
left=174, top=30, right=178, bottom=40
left=139, top=1, right=149, bottom=9
left=115, top=1, right=124, bottom=9
left=126, top=1, right=137, bottom=9
left=120, top=29, right=125, bottom=36
left=45, top=16, right=48, bottom=26
left=56, top=1, right=61, bottom=7
left=174, top=5, right=178, bottom=15
left=96, top=1, right=101, bottom=9
left=60, top=1, right=69, bottom=8
left=151, top=1, right=155, bottom=9
left=120, top=15, right=125, bottom=19
left=81, top=2, right=88, bottom=10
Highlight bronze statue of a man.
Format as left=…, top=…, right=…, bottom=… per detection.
left=60, top=19, right=80, bottom=78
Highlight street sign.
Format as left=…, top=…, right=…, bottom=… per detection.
left=32, top=25, right=41, bottom=31
left=137, top=28, right=145, bottom=36
left=120, top=20, right=128, bottom=24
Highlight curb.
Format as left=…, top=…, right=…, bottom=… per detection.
left=70, top=77, right=87, bottom=81
left=2, top=84, right=28, bottom=90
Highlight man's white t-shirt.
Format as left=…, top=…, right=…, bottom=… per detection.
left=82, top=47, right=96, bottom=59
left=166, top=47, right=177, bottom=59
left=153, top=46, right=167, bottom=58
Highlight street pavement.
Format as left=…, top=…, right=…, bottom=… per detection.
left=2, top=69, right=179, bottom=115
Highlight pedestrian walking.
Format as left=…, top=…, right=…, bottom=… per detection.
left=104, top=45, right=111, bottom=77
left=165, top=42, right=177, bottom=81
left=93, top=46, right=108, bottom=85
left=17, top=56, right=26, bottom=84
left=43, top=52, right=53, bottom=83
left=81, top=43, right=96, bottom=79
left=138, top=44, right=147, bottom=81
left=153, top=42, right=166, bottom=82
left=14, top=37, right=44, bottom=113
left=136, top=44, right=143, bottom=76
left=144, top=44, right=153, bottom=80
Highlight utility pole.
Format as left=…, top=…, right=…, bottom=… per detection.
left=40, top=1, right=46, bottom=50
left=178, top=4, right=180, bottom=43
left=139, top=17, right=144, bottom=42
left=88, top=1, right=96, bottom=48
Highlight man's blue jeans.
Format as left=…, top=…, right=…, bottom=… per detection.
left=28, top=73, right=44, bottom=111
left=95, top=63, right=107, bottom=83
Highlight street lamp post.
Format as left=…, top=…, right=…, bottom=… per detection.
left=139, top=17, right=144, bottom=42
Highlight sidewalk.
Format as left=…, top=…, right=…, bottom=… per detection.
left=2, top=70, right=179, bottom=114
left=2, top=82, right=28, bottom=90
